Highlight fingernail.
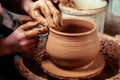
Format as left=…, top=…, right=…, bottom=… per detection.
left=15, top=55, right=21, bottom=63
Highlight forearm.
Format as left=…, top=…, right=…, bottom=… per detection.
left=0, top=38, right=11, bottom=56
left=21, top=0, right=33, bottom=13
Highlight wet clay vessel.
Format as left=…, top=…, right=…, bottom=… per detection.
left=42, top=18, right=105, bottom=79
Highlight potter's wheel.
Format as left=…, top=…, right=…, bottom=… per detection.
left=41, top=53, right=105, bottom=79
left=14, top=34, right=120, bottom=80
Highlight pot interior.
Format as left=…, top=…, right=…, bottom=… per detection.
left=55, top=18, right=94, bottom=34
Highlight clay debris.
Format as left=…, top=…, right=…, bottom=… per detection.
left=59, top=0, right=78, bottom=9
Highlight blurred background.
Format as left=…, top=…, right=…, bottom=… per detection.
left=59, top=0, right=120, bottom=40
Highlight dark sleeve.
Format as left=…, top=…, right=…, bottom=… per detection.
left=0, top=24, right=13, bottom=37
left=0, top=0, right=27, bottom=14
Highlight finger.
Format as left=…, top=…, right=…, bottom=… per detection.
left=29, top=2, right=48, bottom=27
left=29, top=2, right=39, bottom=19
left=33, top=9, right=48, bottom=27
left=18, top=15, right=33, bottom=24
left=20, top=21, right=39, bottom=31
left=59, top=14, right=63, bottom=26
left=24, top=27, right=48, bottom=38
left=38, top=0, right=55, bottom=28
left=46, top=0, right=63, bottom=27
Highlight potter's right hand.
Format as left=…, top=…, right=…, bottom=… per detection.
left=22, top=0, right=62, bottom=28
left=4, top=21, right=48, bottom=55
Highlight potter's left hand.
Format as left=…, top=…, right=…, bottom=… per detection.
left=22, top=0, right=62, bottom=28
left=3, top=21, right=48, bottom=55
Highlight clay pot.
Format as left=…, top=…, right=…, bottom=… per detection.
left=45, top=18, right=100, bottom=69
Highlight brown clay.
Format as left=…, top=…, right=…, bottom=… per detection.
left=14, top=33, right=120, bottom=80
left=45, top=18, right=102, bottom=69
left=41, top=18, right=105, bottom=78
left=60, top=0, right=78, bottom=9
left=42, top=53, right=104, bottom=79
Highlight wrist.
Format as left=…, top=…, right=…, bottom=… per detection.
left=21, top=0, right=33, bottom=13
left=0, top=38, right=12, bottom=55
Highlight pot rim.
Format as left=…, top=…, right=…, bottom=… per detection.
left=49, top=17, right=97, bottom=36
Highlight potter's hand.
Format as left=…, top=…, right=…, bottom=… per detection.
left=23, top=0, right=62, bottom=28
left=4, top=21, right=48, bottom=54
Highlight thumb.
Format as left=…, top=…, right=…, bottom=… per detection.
left=20, top=21, right=39, bottom=31
left=24, top=27, right=48, bottom=38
